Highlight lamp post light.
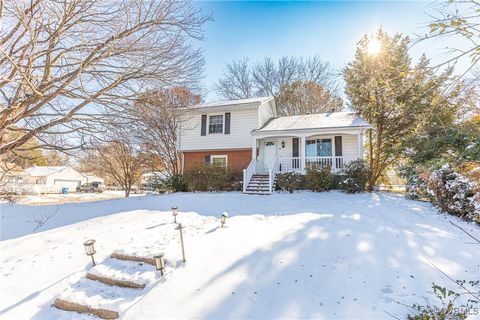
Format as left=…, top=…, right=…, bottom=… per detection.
left=176, top=223, right=186, bottom=263
left=153, top=253, right=166, bottom=275
left=171, top=206, right=178, bottom=224
left=220, top=211, right=229, bottom=228
left=83, top=239, right=96, bottom=266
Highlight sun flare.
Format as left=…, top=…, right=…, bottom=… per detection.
left=367, top=38, right=382, bottom=55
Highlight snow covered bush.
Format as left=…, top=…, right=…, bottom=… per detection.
left=426, top=165, right=479, bottom=223
left=338, top=160, right=370, bottom=193
left=407, top=281, right=479, bottom=320
left=306, top=164, right=333, bottom=192
left=399, top=165, right=430, bottom=200
left=276, top=172, right=303, bottom=193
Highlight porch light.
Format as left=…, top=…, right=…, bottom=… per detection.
left=281, top=141, right=285, bottom=149
left=171, top=206, right=178, bottom=223
left=83, top=239, right=96, bottom=266
left=153, top=253, right=166, bottom=275
left=220, top=211, right=229, bottom=228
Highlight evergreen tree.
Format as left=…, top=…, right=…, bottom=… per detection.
left=344, top=29, right=468, bottom=190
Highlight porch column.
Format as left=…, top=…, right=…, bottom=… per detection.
left=252, top=138, right=257, bottom=161
left=300, top=136, right=306, bottom=172
left=358, top=131, right=364, bottom=159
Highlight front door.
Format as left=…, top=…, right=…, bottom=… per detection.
left=263, top=141, right=276, bottom=171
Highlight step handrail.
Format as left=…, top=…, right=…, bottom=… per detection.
left=243, top=158, right=256, bottom=193
left=268, top=158, right=279, bottom=194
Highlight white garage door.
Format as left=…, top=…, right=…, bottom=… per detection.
left=53, top=179, right=81, bottom=191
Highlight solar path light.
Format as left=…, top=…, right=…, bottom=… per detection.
left=83, top=239, right=96, bottom=266
left=176, top=223, right=186, bottom=263
left=153, top=254, right=166, bottom=275
left=220, top=211, right=229, bottom=228
left=171, top=206, right=178, bottom=223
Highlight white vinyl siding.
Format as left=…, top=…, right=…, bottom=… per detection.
left=257, top=99, right=277, bottom=127
left=180, top=109, right=258, bottom=151
left=341, top=134, right=360, bottom=161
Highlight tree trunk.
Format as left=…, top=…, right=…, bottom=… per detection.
left=367, top=128, right=375, bottom=192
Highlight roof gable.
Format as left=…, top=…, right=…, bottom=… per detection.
left=24, top=166, right=68, bottom=177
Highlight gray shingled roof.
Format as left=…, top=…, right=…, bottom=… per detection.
left=255, top=112, right=371, bottom=132
left=186, top=96, right=273, bottom=110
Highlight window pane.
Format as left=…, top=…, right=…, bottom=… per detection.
left=318, top=139, right=332, bottom=156
left=306, top=140, right=316, bottom=157
left=212, top=157, right=227, bottom=167
left=209, top=115, right=223, bottom=133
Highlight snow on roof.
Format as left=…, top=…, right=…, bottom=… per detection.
left=255, top=112, right=371, bottom=132
left=186, top=96, right=274, bottom=110
left=24, top=166, right=67, bottom=177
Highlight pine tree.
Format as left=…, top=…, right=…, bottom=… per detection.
left=344, top=29, right=467, bottom=190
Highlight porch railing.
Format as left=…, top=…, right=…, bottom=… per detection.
left=268, top=158, right=279, bottom=193
left=278, top=156, right=346, bottom=173
left=242, top=158, right=256, bottom=192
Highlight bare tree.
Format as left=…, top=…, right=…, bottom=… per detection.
left=214, top=55, right=341, bottom=113
left=0, top=0, right=208, bottom=156
left=127, top=87, right=200, bottom=178
left=215, top=58, right=253, bottom=100
left=88, top=131, right=146, bottom=198
left=276, top=81, right=343, bottom=115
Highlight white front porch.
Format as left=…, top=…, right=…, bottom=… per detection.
left=243, top=132, right=365, bottom=194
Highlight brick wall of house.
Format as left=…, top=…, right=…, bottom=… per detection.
left=183, top=149, right=252, bottom=173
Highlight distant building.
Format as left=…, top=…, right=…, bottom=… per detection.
left=82, top=173, right=105, bottom=185
left=24, top=166, right=87, bottom=193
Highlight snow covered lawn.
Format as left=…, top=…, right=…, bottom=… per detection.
left=17, top=190, right=145, bottom=206
left=0, top=191, right=479, bottom=319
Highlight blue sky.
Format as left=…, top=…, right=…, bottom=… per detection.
left=195, top=1, right=464, bottom=101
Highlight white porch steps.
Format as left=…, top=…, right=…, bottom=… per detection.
left=53, top=253, right=160, bottom=319
left=244, top=174, right=273, bottom=195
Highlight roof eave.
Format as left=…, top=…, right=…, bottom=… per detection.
left=251, top=124, right=372, bottom=136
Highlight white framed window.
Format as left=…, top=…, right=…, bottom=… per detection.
left=306, top=138, right=332, bottom=157
left=208, top=114, right=223, bottom=134
left=211, top=155, right=227, bottom=167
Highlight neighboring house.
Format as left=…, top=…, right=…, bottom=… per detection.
left=0, top=163, right=29, bottom=194
left=178, top=96, right=371, bottom=194
left=82, top=173, right=105, bottom=185
left=24, top=166, right=87, bottom=193
left=140, top=171, right=168, bottom=189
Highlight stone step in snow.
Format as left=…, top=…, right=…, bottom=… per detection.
left=54, top=277, right=143, bottom=319
left=111, top=251, right=156, bottom=266
left=86, top=258, right=157, bottom=289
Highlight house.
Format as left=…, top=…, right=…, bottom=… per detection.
left=24, top=166, right=87, bottom=193
left=82, top=173, right=105, bottom=185
left=140, top=171, right=168, bottom=189
left=0, top=162, right=29, bottom=194
left=178, top=97, right=371, bottom=194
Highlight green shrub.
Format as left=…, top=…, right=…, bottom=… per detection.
left=306, top=164, right=333, bottom=192
left=407, top=281, right=479, bottom=320
left=155, top=174, right=187, bottom=192
left=338, top=160, right=370, bottom=193
left=184, top=164, right=241, bottom=192
left=276, top=172, right=302, bottom=193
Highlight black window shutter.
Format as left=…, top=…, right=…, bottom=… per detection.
left=335, top=136, right=342, bottom=156
left=292, top=138, right=299, bottom=157
left=201, top=115, right=207, bottom=136
left=204, top=155, right=210, bottom=163
left=224, top=112, right=231, bottom=134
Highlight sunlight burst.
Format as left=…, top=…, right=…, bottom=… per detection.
left=367, top=38, right=382, bottom=55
